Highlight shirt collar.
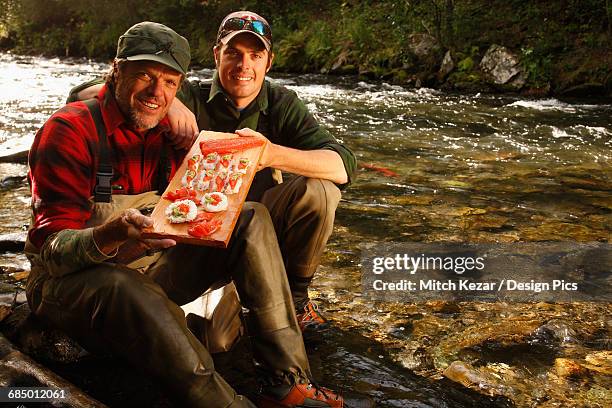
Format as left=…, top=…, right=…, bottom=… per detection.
left=98, top=84, right=171, bottom=135
left=208, top=71, right=269, bottom=115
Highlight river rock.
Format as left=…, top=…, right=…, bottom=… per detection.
left=0, top=333, right=107, bottom=407
left=520, top=222, right=606, bottom=241
left=443, top=360, right=511, bottom=397
left=0, top=290, right=27, bottom=307
left=553, top=358, right=589, bottom=378
left=0, top=231, right=27, bottom=253
left=2, top=303, right=88, bottom=364
left=438, top=50, right=454, bottom=80
left=560, top=83, right=607, bottom=97
left=479, top=45, right=526, bottom=90
left=0, top=149, right=28, bottom=163
left=433, top=318, right=543, bottom=368
left=0, top=175, right=27, bottom=188
left=584, top=351, right=612, bottom=375
left=533, top=320, right=579, bottom=346
left=406, top=33, right=441, bottom=65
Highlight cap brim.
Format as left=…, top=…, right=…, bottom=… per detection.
left=219, top=30, right=271, bottom=51
left=125, top=54, right=186, bottom=75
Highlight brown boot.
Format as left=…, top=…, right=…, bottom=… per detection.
left=258, top=383, right=374, bottom=408
left=296, top=300, right=330, bottom=333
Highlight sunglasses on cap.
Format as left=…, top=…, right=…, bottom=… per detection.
left=217, top=16, right=272, bottom=47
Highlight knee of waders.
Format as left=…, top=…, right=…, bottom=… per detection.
left=185, top=283, right=244, bottom=354
left=300, top=178, right=341, bottom=219
left=235, top=202, right=276, bottom=239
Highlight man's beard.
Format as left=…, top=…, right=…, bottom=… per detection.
left=115, top=85, right=164, bottom=130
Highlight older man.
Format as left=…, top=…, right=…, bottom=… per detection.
left=71, top=12, right=357, bottom=333
left=27, top=21, right=371, bottom=408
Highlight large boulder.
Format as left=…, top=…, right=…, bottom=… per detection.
left=479, top=44, right=526, bottom=90
left=407, top=33, right=441, bottom=65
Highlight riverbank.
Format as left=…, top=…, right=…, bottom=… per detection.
left=1, top=1, right=610, bottom=97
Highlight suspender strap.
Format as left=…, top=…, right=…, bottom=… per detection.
left=156, top=146, right=171, bottom=194
left=84, top=98, right=113, bottom=203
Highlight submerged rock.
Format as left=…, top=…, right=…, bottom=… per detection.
left=584, top=351, right=612, bottom=375
left=443, top=360, right=512, bottom=397
left=553, top=358, right=589, bottom=378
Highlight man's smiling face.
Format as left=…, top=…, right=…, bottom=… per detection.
left=114, top=60, right=182, bottom=131
left=214, top=32, right=273, bottom=109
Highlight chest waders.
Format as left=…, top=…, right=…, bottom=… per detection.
left=86, top=98, right=244, bottom=352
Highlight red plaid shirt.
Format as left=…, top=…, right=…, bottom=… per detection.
left=28, top=85, right=184, bottom=248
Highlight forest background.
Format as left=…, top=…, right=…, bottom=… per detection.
left=1, top=0, right=611, bottom=96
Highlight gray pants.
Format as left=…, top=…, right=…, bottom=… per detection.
left=28, top=202, right=310, bottom=408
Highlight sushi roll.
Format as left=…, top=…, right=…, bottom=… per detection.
left=181, top=169, right=197, bottom=188
left=187, top=154, right=201, bottom=172
left=196, top=169, right=215, bottom=191
left=165, top=199, right=198, bottom=223
left=217, top=153, right=233, bottom=171
left=202, top=152, right=219, bottom=170
left=237, top=157, right=250, bottom=174
left=225, top=172, right=243, bottom=195
left=203, top=192, right=228, bottom=212
left=211, top=171, right=228, bottom=192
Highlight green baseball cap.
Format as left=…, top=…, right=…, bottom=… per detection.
left=116, top=21, right=190, bottom=75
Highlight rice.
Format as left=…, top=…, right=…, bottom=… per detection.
left=165, top=199, right=198, bottom=223
left=203, top=192, right=229, bottom=212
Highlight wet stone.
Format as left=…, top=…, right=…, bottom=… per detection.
left=0, top=305, right=10, bottom=323
left=0, top=289, right=26, bottom=306
left=443, top=360, right=511, bottom=397
left=584, top=351, right=612, bottom=375
left=0, top=231, right=27, bottom=253
left=553, top=358, right=589, bottom=378
left=386, top=321, right=413, bottom=339
left=533, top=319, right=579, bottom=346
left=1, top=303, right=88, bottom=364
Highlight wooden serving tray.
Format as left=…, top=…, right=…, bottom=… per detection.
left=142, top=131, right=265, bottom=248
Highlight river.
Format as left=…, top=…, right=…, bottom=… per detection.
left=0, top=53, right=610, bottom=407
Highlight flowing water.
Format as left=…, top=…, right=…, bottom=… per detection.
left=0, top=53, right=610, bottom=407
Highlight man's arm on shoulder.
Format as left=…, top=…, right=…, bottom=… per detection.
left=66, top=78, right=105, bottom=103
left=66, top=78, right=200, bottom=148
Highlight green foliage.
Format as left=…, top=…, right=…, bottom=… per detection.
left=274, top=28, right=308, bottom=71
left=457, top=57, right=474, bottom=72
left=521, top=47, right=553, bottom=87
left=0, top=0, right=609, bottom=90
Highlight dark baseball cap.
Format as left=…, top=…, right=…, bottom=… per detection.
left=217, top=11, right=272, bottom=51
left=116, top=21, right=191, bottom=75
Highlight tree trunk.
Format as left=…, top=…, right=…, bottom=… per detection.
left=445, top=0, right=454, bottom=46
